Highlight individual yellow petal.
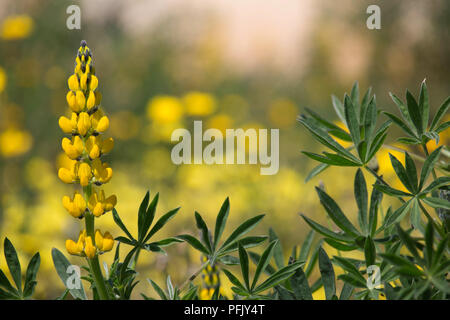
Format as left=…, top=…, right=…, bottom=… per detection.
left=68, top=74, right=79, bottom=91
left=66, top=239, right=82, bottom=255
left=96, top=116, right=109, bottom=132
left=84, top=236, right=96, bottom=259
left=86, top=90, right=96, bottom=110
left=58, top=167, right=75, bottom=184
left=104, top=195, right=117, bottom=212
left=73, top=192, right=86, bottom=216
left=76, top=90, right=86, bottom=110
left=93, top=202, right=104, bottom=217
left=77, top=162, right=92, bottom=187
left=101, top=232, right=114, bottom=252
left=89, top=143, right=100, bottom=159
left=95, top=230, right=104, bottom=249
left=62, top=195, right=73, bottom=212
left=61, top=137, right=80, bottom=160
left=90, top=75, right=98, bottom=91
left=80, top=73, right=88, bottom=90
left=59, top=116, right=74, bottom=134
left=66, top=91, right=80, bottom=112
left=73, top=136, right=84, bottom=154
left=77, top=112, right=91, bottom=136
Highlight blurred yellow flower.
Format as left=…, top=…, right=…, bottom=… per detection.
left=312, top=287, right=326, bottom=300
left=206, top=114, right=233, bottom=135
left=183, top=91, right=216, bottom=116
left=268, top=99, right=298, bottom=128
left=0, top=128, right=33, bottom=157
left=147, top=95, right=184, bottom=124
left=1, top=15, right=34, bottom=40
left=0, top=66, right=6, bottom=93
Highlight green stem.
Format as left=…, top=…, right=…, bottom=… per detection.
left=179, top=261, right=209, bottom=293
left=83, top=185, right=109, bottom=300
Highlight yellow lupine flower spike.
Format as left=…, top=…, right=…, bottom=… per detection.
left=61, top=40, right=115, bottom=268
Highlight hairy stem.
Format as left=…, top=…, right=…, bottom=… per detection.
left=179, top=261, right=209, bottom=293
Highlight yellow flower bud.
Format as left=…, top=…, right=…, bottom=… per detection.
left=80, top=73, right=88, bottom=90
left=96, top=116, right=109, bottom=133
left=77, top=112, right=91, bottom=136
left=68, top=74, right=79, bottom=91
left=86, top=90, right=96, bottom=110
left=90, top=75, right=98, bottom=91
left=84, top=236, right=96, bottom=259
left=78, top=162, right=92, bottom=187
left=58, top=167, right=75, bottom=184
left=101, top=137, right=114, bottom=154
left=76, top=91, right=86, bottom=110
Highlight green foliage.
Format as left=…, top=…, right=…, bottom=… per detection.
left=0, top=238, right=40, bottom=299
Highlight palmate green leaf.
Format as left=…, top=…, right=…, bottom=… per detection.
left=137, top=191, right=150, bottom=241
left=222, top=269, right=245, bottom=291
left=148, top=278, right=167, bottom=300
left=113, top=208, right=134, bottom=241
left=253, top=260, right=303, bottom=294
left=410, top=199, right=424, bottom=234
left=23, top=252, right=40, bottom=298
left=316, top=187, right=360, bottom=238
left=318, top=247, right=336, bottom=300
left=238, top=243, right=250, bottom=290
left=251, top=240, right=278, bottom=290
left=213, top=197, right=230, bottom=250
left=298, top=115, right=360, bottom=163
left=331, top=94, right=346, bottom=125
left=368, top=185, right=383, bottom=236
left=324, top=238, right=358, bottom=251
left=419, top=146, right=442, bottom=190
left=383, top=112, right=418, bottom=140
left=404, top=152, right=418, bottom=193
left=383, top=200, right=412, bottom=228
left=4, top=238, right=22, bottom=293
left=339, top=282, right=354, bottom=300
left=298, top=230, right=315, bottom=263
left=0, top=269, right=18, bottom=296
left=418, top=79, right=430, bottom=132
left=435, top=121, right=450, bottom=134
left=290, top=267, right=313, bottom=300
left=304, top=107, right=352, bottom=141
left=389, top=153, right=414, bottom=193
left=176, top=234, right=209, bottom=255
left=219, top=214, right=265, bottom=252
left=422, top=197, right=450, bottom=210
left=140, top=193, right=159, bottom=242
left=364, top=236, right=376, bottom=267
left=300, top=214, right=354, bottom=243
left=338, top=274, right=366, bottom=288
left=406, top=90, right=423, bottom=135
left=218, top=255, right=240, bottom=266
left=373, top=183, right=412, bottom=197
left=366, top=130, right=388, bottom=161
left=305, top=163, right=329, bottom=182
left=389, top=92, right=417, bottom=136
left=302, top=151, right=360, bottom=167
left=219, top=236, right=268, bottom=256
left=344, top=94, right=361, bottom=146
left=333, top=256, right=366, bottom=285
left=268, top=229, right=284, bottom=269
left=379, top=253, right=423, bottom=277
left=51, top=248, right=86, bottom=300
left=354, top=169, right=368, bottom=233
left=195, top=212, right=212, bottom=253
left=430, top=96, right=450, bottom=131
left=0, top=287, right=18, bottom=299
left=143, top=207, right=180, bottom=243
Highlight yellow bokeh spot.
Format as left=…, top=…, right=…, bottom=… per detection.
left=1, top=15, right=34, bottom=40
left=312, top=287, right=326, bottom=300
left=206, top=114, right=234, bottom=135
left=183, top=91, right=216, bottom=116
left=0, top=66, right=6, bottom=93
left=268, top=99, right=298, bottom=128
left=0, top=128, right=33, bottom=157
left=147, top=95, right=184, bottom=124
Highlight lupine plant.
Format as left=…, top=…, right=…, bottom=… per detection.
left=0, top=42, right=448, bottom=300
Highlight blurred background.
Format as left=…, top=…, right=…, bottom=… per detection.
left=0, top=0, right=449, bottom=299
